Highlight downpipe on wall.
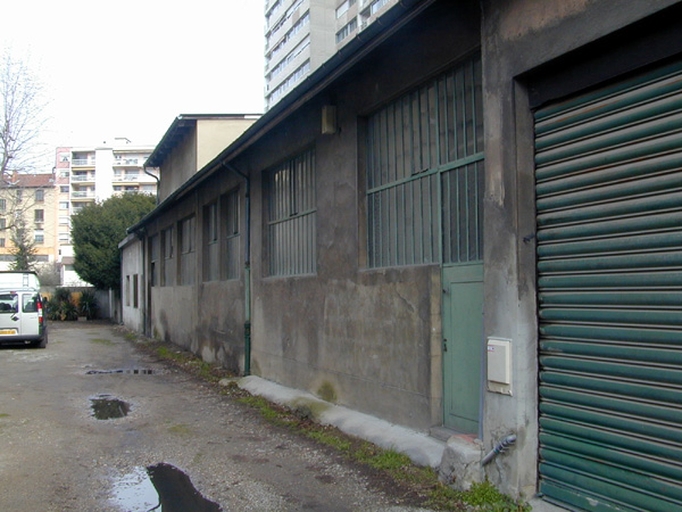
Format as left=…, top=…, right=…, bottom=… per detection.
left=481, top=433, right=517, bottom=466
left=223, top=162, right=251, bottom=375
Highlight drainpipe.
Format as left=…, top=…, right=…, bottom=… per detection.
left=223, top=162, right=251, bottom=376
left=143, top=167, right=161, bottom=205
left=481, top=434, right=517, bottom=466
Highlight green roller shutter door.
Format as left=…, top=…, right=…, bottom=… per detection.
left=535, top=58, right=682, bottom=512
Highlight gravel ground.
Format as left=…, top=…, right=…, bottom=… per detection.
left=0, top=321, right=434, bottom=511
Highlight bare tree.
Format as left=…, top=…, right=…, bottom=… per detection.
left=1, top=48, right=48, bottom=179
left=0, top=48, right=49, bottom=269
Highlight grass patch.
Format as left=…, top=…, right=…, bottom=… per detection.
left=90, top=338, right=114, bottom=346
left=167, top=423, right=192, bottom=436
left=156, top=345, right=190, bottom=364
left=305, top=428, right=352, bottom=453
left=0, top=413, right=9, bottom=419
left=235, top=395, right=296, bottom=427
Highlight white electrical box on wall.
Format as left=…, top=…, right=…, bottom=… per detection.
left=487, top=337, right=512, bottom=395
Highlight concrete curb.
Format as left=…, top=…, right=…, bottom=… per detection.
left=238, top=375, right=445, bottom=468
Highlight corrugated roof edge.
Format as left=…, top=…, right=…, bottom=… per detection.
left=128, top=0, right=433, bottom=235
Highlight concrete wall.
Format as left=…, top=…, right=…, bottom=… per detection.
left=120, top=234, right=145, bottom=332
left=479, top=0, right=680, bottom=498
left=157, top=131, right=197, bottom=202
left=147, top=167, right=246, bottom=373
left=240, top=2, right=481, bottom=430
left=144, top=1, right=480, bottom=431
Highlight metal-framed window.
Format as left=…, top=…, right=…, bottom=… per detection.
left=149, top=234, right=159, bottom=287
left=132, top=274, right=139, bottom=308
left=223, top=188, right=241, bottom=280
left=161, top=226, right=174, bottom=286
left=179, top=216, right=196, bottom=285
left=266, top=148, right=316, bottom=276
left=366, top=55, right=484, bottom=268
left=203, top=201, right=220, bottom=282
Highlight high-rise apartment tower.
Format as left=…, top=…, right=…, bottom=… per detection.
left=264, top=0, right=399, bottom=110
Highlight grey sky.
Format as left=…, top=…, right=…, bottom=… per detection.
left=1, top=0, right=264, bottom=162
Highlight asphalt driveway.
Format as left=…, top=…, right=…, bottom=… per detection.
left=0, top=321, right=429, bottom=512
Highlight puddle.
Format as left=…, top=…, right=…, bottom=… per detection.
left=111, top=463, right=221, bottom=512
left=90, top=394, right=131, bottom=420
left=86, top=368, right=155, bottom=375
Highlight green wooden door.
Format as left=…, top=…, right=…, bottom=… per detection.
left=442, top=263, right=483, bottom=433
left=535, top=58, right=682, bottom=511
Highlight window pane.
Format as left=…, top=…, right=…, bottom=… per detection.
left=266, top=148, right=316, bottom=276
left=366, top=55, right=483, bottom=268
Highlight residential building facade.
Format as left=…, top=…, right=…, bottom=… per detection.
left=57, top=138, right=158, bottom=219
left=123, top=1, right=682, bottom=510
left=54, top=139, right=158, bottom=286
left=264, top=0, right=399, bottom=110
left=0, top=172, right=61, bottom=271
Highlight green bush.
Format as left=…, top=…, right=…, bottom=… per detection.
left=45, top=288, right=79, bottom=321
left=78, top=290, right=98, bottom=319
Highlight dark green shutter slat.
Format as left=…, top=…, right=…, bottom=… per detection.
left=535, top=58, right=682, bottom=511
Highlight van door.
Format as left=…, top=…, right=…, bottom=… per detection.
left=20, top=292, right=41, bottom=337
left=0, top=292, right=20, bottom=336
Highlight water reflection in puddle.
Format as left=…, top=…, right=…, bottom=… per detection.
left=86, top=368, right=155, bottom=375
left=90, top=395, right=131, bottom=420
left=111, top=463, right=221, bottom=512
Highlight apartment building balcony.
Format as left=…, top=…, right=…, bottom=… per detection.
left=113, top=158, right=143, bottom=168
left=71, top=158, right=95, bottom=168
left=112, top=189, right=142, bottom=197
left=113, top=174, right=141, bottom=182
left=71, top=191, right=95, bottom=200
left=71, top=174, right=95, bottom=183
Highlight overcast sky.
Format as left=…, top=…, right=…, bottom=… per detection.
left=1, top=0, right=265, bottom=164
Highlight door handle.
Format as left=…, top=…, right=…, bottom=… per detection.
left=443, top=338, right=448, bottom=352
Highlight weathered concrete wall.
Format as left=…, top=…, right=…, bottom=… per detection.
left=120, top=234, right=144, bottom=332
left=157, top=130, right=197, bottom=202
left=480, top=0, right=680, bottom=498
left=148, top=167, right=246, bottom=372
left=240, top=2, right=480, bottom=431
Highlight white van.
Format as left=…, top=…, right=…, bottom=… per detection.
left=0, top=272, right=47, bottom=348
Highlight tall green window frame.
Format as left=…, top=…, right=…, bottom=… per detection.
left=266, top=148, right=316, bottom=276
left=203, top=201, right=220, bottom=282
left=179, top=216, right=196, bottom=285
left=366, top=55, right=484, bottom=268
left=223, top=187, right=241, bottom=280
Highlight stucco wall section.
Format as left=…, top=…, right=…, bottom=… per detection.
left=195, top=119, right=257, bottom=170
left=158, top=131, right=197, bottom=202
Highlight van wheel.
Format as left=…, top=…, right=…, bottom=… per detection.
left=35, top=334, right=47, bottom=349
